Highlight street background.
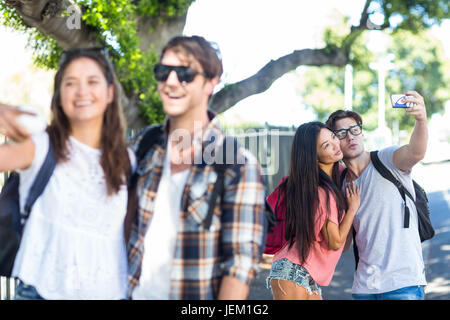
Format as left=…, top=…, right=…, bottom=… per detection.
left=248, top=161, right=450, bottom=300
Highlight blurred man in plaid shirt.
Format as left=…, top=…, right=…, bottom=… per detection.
left=127, top=35, right=266, bottom=299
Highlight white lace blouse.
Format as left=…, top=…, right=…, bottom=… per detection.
left=12, top=131, right=130, bottom=300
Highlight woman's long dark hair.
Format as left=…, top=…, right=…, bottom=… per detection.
left=284, top=121, right=346, bottom=264
left=47, top=48, right=130, bottom=196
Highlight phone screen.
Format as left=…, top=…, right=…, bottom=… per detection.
left=390, top=94, right=408, bottom=108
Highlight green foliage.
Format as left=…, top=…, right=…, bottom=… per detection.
left=297, top=28, right=450, bottom=132
left=321, top=10, right=375, bottom=68
left=0, top=0, right=194, bottom=125
left=384, top=29, right=450, bottom=129
left=296, top=66, right=345, bottom=122
left=295, top=2, right=450, bottom=132
left=78, top=0, right=167, bottom=124
left=0, top=2, right=25, bottom=30
left=136, top=0, right=194, bottom=20
left=381, top=0, right=449, bottom=32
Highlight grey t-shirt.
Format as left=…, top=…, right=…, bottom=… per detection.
left=346, top=146, right=427, bottom=294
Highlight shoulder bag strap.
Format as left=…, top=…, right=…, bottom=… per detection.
left=125, top=125, right=163, bottom=242
left=21, top=139, right=57, bottom=229
left=204, top=137, right=237, bottom=230
left=129, top=125, right=163, bottom=189
left=370, top=151, right=410, bottom=228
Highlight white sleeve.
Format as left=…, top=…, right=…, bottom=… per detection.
left=17, top=131, right=50, bottom=212
left=17, top=131, right=50, bottom=179
left=378, top=145, right=411, bottom=178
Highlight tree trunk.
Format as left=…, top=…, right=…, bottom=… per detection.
left=137, top=13, right=187, bottom=55
left=6, top=0, right=98, bottom=49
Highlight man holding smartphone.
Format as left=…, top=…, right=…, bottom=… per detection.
left=326, top=91, right=428, bottom=300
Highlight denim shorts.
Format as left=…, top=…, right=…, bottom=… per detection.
left=266, top=258, right=322, bottom=296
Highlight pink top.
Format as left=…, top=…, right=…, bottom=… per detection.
left=273, top=186, right=345, bottom=286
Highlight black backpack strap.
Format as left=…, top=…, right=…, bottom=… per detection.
left=135, top=125, right=164, bottom=163
left=124, top=125, right=164, bottom=242
left=204, top=164, right=226, bottom=230
left=203, top=137, right=236, bottom=230
left=370, top=151, right=410, bottom=228
left=129, top=125, right=164, bottom=189
left=352, top=227, right=359, bottom=270
left=20, top=139, right=57, bottom=229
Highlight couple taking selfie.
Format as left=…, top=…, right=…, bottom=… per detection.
left=0, top=34, right=428, bottom=300
left=266, top=96, right=429, bottom=300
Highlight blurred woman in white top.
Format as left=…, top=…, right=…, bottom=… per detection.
left=0, top=47, right=132, bottom=299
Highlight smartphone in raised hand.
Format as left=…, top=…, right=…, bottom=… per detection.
left=390, top=94, right=408, bottom=108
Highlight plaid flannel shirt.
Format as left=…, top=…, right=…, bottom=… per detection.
left=126, top=113, right=266, bottom=299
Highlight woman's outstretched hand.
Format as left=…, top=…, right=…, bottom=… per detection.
left=0, top=103, right=35, bottom=142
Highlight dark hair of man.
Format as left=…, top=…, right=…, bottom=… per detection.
left=283, top=121, right=347, bottom=264
left=161, top=35, right=223, bottom=80
left=325, top=109, right=363, bottom=131
left=47, top=49, right=130, bottom=196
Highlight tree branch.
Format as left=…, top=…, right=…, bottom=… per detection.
left=340, top=0, right=390, bottom=56
left=357, top=0, right=372, bottom=30
left=209, top=47, right=348, bottom=114
left=209, top=1, right=398, bottom=114
left=351, top=0, right=390, bottom=33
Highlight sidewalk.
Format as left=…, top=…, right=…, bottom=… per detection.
left=249, top=162, right=450, bottom=300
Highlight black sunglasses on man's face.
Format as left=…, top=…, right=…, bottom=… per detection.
left=153, top=63, right=209, bottom=84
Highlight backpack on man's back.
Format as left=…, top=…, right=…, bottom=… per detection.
left=0, top=142, right=57, bottom=277
left=369, top=150, right=434, bottom=242
left=125, top=125, right=276, bottom=252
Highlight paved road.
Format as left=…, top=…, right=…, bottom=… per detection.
left=421, top=188, right=450, bottom=299
left=249, top=161, right=450, bottom=300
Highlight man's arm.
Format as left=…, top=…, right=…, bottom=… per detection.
left=218, top=156, right=266, bottom=300
left=393, top=91, right=428, bottom=173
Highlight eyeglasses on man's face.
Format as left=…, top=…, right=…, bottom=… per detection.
left=333, top=124, right=362, bottom=140
left=153, top=63, right=208, bottom=84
